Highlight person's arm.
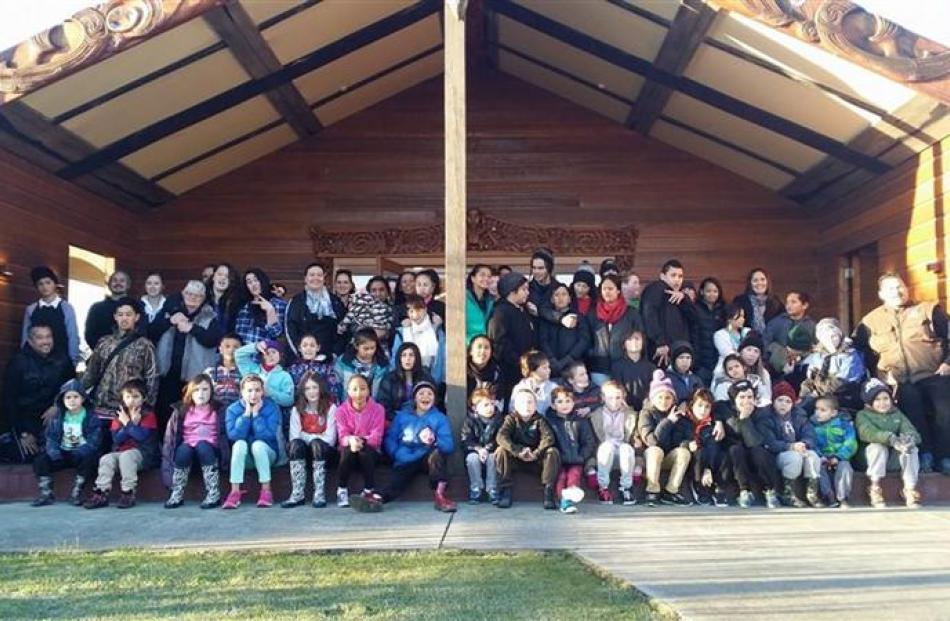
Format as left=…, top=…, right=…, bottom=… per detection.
left=83, top=304, right=98, bottom=351
left=579, top=418, right=597, bottom=459
left=288, top=408, right=302, bottom=442
left=855, top=411, right=892, bottom=445
left=254, top=402, right=281, bottom=444
left=63, top=303, right=81, bottom=364
left=897, top=412, right=923, bottom=445
left=460, top=417, right=478, bottom=452
left=226, top=402, right=251, bottom=441
left=146, top=300, right=173, bottom=343
left=112, top=419, right=131, bottom=445
left=756, top=416, right=785, bottom=454
left=284, top=298, right=300, bottom=358
left=336, top=407, right=354, bottom=446
left=488, top=310, right=515, bottom=368
left=495, top=416, right=521, bottom=454
left=2, top=356, right=22, bottom=433
left=191, top=313, right=224, bottom=348
left=365, top=405, right=385, bottom=450
left=20, top=305, right=31, bottom=346
left=640, top=286, right=665, bottom=346
left=653, top=417, right=674, bottom=446
left=143, top=344, right=160, bottom=409
left=533, top=418, right=556, bottom=457
left=320, top=406, right=338, bottom=447
left=637, top=413, right=658, bottom=447
left=800, top=417, right=818, bottom=450
left=125, top=416, right=155, bottom=444
left=435, top=413, right=455, bottom=454
left=44, top=416, right=62, bottom=462
left=383, top=413, right=401, bottom=457
left=269, top=371, right=295, bottom=408
left=931, top=305, right=950, bottom=366
left=234, top=342, right=260, bottom=377
left=263, top=298, right=288, bottom=339
left=840, top=419, right=858, bottom=460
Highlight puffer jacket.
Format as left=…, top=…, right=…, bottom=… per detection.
left=755, top=406, right=817, bottom=454
left=161, top=401, right=230, bottom=487
left=810, top=413, right=857, bottom=461
left=384, top=405, right=454, bottom=467
left=544, top=410, right=596, bottom=465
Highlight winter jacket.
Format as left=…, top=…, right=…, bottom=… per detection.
left=539, top=310, right=592, bottom=376
left=488, top=299, right=537, bottom=387
left=666, top=367, right=704, bottom=404
left=375, top=369, right=436, bottom=421
left=686, top=300, right=725, bottom=374
left=763, top=313, right=816, bottom=348
left=568, top=383, right=602, bottom=417
left=335, top=398, right=385, bottom=451
left=338, top=292, right=393, bottom=338
left=714, top=403, right=771, bottom=449
left=811, top=413, right=857, bottom=461
left=44, top=402, right=101, bottom=463
left=590, top=404, right=638, bottom=445
left=640, top=280, right=691, bottom=353
left=152, top=301, right=223, bottom=381
left=732, top=293, right=783, bottom=335
left=203, top=363, right=242, bottom=408
left=22, top=298, right=80, bottom=364
left=391, top=323, right=446, bottom=383
left=288, top=357, right=343, bottom=404
left=855, top=407, right=921, bottom=446
left=110, top=411, right=159, bottom=466
left=285, top=289, right=347, bottom=358
left=225, top=397, right=281, bottom=455
left=544, top=410, right=596, bottom=465
left=82, top=331, right=159, bottom=412
left=496, top=412, right=556, bottom=458
left=637, top=406, right=692, bottom=451
left=800, top=344, right=866, bottom=409
left=755, top=407, right=817, bottom=454
left=711, top=373, right=770, bottom=408
left=467, top=359, right=503, bottom=402
left=610, top=356, right=655, bottom=411
left=384, top=406, right=454, bottom=467
left=84, top=297, right=122, bottom=351
left=586, top=305, right=643, bottom=375
left=235, top=343, right=295, bottom=408
left=466, top=288, right=494, bottom=346
left=853, top=301, right=950, bottom=385
left=333, top=354, right=386, bottom=398
left=161, top=402, right=229, bottom=487
left=2, top=344, right=74, bottom=437
left=460, top=409, right=504, bottom=453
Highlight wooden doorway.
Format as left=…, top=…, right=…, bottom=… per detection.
left=840, top=243, right=879, bottom=332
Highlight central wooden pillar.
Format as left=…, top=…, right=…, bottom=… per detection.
left=444, top=0, right=467, bottom=458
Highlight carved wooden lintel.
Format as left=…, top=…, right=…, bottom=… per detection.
left=710, top=0, right=950, bottom=104
left=0, top=0, right=222, bottom=104
left=310, top=209, right=637, bottom=270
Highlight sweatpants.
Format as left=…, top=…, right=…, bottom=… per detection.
left=33, top=450, right=97, bottom=481
left=494, top=446, right=561, bottom=489
left=465, top=451, right=497, bottom=493
left=337, top=445, right=379, bottom=490
left=556, top=464, right=584, bottom=500
left=174, top=441, right=218, bottom=469
left=818, top=460, right=854, bottom=502
left=644, top=446, right=690, bottom=494
left=897, top=375, right=950, bottom=459
left=287, top=438, right=337, bottom=466
left=380, top=450, right=448, bottom=502
left=866, top=443, right=919, bottom=489
left=229, top=440, right=276, bottom=484
left=728, top=443, right=782, bottom=492
left=776, top=449, right=821, bottom=479
left=596, top=441, right=635, bottom=490
left=95, top=449, right=143, bottom=492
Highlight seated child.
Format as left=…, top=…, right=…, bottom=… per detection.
left=609, top=329, right=655, bottom=411
left=334, top=328, right=388, bottom=397
left=461, top=388, right=504, bottom=504
left=334, top=374, right=386, bottom=510
left=282, top=372, right=337, bottom=508
left=391, top=295, right=445, bottom=383
left=589, top=380, right=637, bottom=506
left=509, top=350, right=557, bottom=415
left=667, top=341, right=704, bottom=404
left=800, top=318, right=866, bottom=412
left=856, top=379, right=922, bottom=509
left=376, top=342, right=436, bottom=421
left=685, top=389, right=729, bottom=507
left=162, top=374, right=228, bottom=509
left=84, top=379, right=158, bottom=509
left=203, top=333, right=242, bottom=409
left=494, top=389, right=561, bottom=510
left=236, top=339, right=294, bottom=408
left=544, top=387, right=595, bottom=513
left=638, top=371, right=692, bottom=506
left=366, top=381, right=455, bottom=513
left=561, top=361, right=601, bottom=418
left=32, top=380, right=102, bottom=507
left=287, top=333, right=343, bottom=404
left=712, top=353, right=768, bottom=407
left=756, top=381, right=824, bottom=508
left=222, top=375, right=281, bottom=509
left=811, top=395, right=857, bottom=508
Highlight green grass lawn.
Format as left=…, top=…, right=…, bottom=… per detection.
left=0, top=549, right=665, bottom=620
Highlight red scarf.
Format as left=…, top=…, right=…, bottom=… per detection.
left=576, top=296, right=592, bottom=316
left=596, top=297, right=626, bottom=325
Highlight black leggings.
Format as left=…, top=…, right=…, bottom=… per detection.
left=380, top=450, right=448, bottom=502
left=287, top=438, right=337, bottom=465
left=33, top=450, right=97, bottom=480
left=337, top=445, right=379, bottom=489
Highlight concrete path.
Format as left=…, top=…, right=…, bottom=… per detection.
left=2, top=500, right=949, bottom=620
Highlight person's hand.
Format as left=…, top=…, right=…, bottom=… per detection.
left=117, top=410, right=130, bottom=426
left=667, top=408, right=681, bottom=422
left=432, top=314, right=443, bottom=328
left=936, top=363, right=950, bottom=377
left=712, top=421, right=725, bottom=441
left=169, top=312, right=187, bottom=326
left=256, top=340, right=269, bottom=355
left=525, top=301, right=538, bottom=316
left=419, top=427, right=435, bottom=446
left=478, top=447, right=489, bottom=463
left=176, top=320, right=193, bottom=334
left=349, top=436, right=364, bottom=452
left=254, top=295, right=274, bottom=314
left=653, top=345, right=670, bottom=367
left=518, top=447, right=533, bottom=461
left=560, top=313, right=577, bottom=329
left=701, top=468, right=713, bottom=488
left=688, top=440, right=698, bottom=452
left=738, top=405, right=754, bottom=420
left=666, top=290, right=685, bottom=305
left=20, top=432, right=39, bottom=455
left=577, top=406, right=591, bottom=418
left=792, top=442, right=807, bottom=454
left=41, top=405, right=58, bottom=426
left=827, top=456, right=838, bottom=468
left=401, top=318, right=411, bottom=328
left=130, top=410, right=142, bottom=425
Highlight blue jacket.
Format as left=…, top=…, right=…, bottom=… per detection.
left=235, top=343, right=295, bottom=408
left=225, top=397, right=281, bottom=454
left=666, top=367, right=704, bottom=404
left=44, top=408, right=101, bottom=462
left=384, top=405, right=454, bottom=467
left=756, top=406, right=817, bottom=454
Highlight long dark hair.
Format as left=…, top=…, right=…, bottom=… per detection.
left=347, top=327, right=389, bottom=367
left=294, top=371, right=332, bottom=418
left=394, top=270, right=416, bottom=308
left=394, top=341, right=423, bottom=381
left=417, top=268, right=441, bottom=296
left=743, top=267, right=771, bottom=296
left=242, top=267, right=272, bottom=326
left=698, top=277, right=724, bottom=307
left=466, top=264, right=492, bottom=298
left=211, top=263, right=240, bottom=319
left=366, top=275, right=391, bottom=301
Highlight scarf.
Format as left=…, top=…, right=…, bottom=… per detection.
left=689, top=412, right=713, bottom=446
left=576, top=296, right=592, bottom=316
left=305, top=287, right=334, bottom=318
left=750, top=294, right=768, bottom=333
left=596, top=297, right=626, bottom=325
left=404, top=314, right=439, bottom=369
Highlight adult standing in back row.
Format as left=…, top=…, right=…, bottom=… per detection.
left=286, top=263, right=346, bottom=359
left=85, top=270, right=133, bottom=350
left=640, top=260, right=691, bottom=368
left=488, top=272, right=536, bottom=405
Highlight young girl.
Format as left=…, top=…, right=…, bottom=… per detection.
left=637, top=371, right=692, bottom=507
left=685, top=389, right=729, bottom=506
left=712, top=354, right=768, bottom=407
left=334, top=328, right=388, bottom=397
left=236, top=339, right=295, bottom=408
left=376, top=342, right=436, bottom=421
left=223, top=375, right=281, bottom=509
left=288, top=333, right=342, bottom=403
left=32, top=381, right=102, bottom=507
left=204, top=333, right=242, bottom=409
left=539, top=282, right=590, bottom=377
left=84, top=380, right=158, bottom=509
left=509, top=350, right=557, bottom=415
left=372, top=381, right=456, bottom=512
left=461, top=388, right=503, bottom=504
left=738, top=333, right=772, bottom=404
left=713, top=303, right=749, bottom=373
left=610, top=329, right=655, bottom=411
left=161, top=374, right=228, bottom=509
left=335, top=374, right=386, bottom=510
left=590, top=380, right=639, bottom=505
left=283, top=372, right=337, bottom=508
left=495, top=390, right=560, bottom=510
left=414, top=269, right=445, bottom=325
left=562, top=361, right=601, bottom=418
left=545, top=387, right=594, bottom=513
left=466, top=334, right=502, bottom=406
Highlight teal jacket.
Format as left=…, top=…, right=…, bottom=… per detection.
left=235, top=343, right=295, bottom=408
left=466, top=288, right=494, bottom=346
left=810, top=413, right=857, bottom=461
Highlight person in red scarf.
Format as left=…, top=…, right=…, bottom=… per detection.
left=586, top=274, right=643, bottom=386
left=686, top=389, right=729, bottom=506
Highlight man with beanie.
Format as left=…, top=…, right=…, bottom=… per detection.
left=641, top=259, right=691, bottom=368
left=488, top=272, right=537, bottom=405
left=852, top=272, right=950, bottom=474
left=22, top=266, right=80, bottom=365
left=85, top=270, right=134, bottom=350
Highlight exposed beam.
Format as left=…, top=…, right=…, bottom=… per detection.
left=0, top=101, right=172, bottom=211
left=203, top=1, right=321, bottom=138
left=0, top=0, right=223, bottom=105
left=626, top=0, right=718, bottom=133
left=486, top=0, right=890, bottom=176
left=705, top=0, right=950, bottom=107
left=58, top=1, right=441, bottom=180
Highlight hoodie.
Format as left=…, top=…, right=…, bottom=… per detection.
left=44, top=381, right=102, bottom=462
left=755, top=406, right=817, bottom=455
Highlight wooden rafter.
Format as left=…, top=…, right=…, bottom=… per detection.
left=203, top=1, right=321, bottom=138
left=0, top=0, right=222, bottom=105
left=626, top=0, right=718, bottom=133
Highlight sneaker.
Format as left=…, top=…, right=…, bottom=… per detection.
left=350, top=490, right=383, bottom=513
left=257, top=488, right=273, bottom=508
left=737, top=490, right=754, bottom=509
left=468, top=489, right=482, bottom=505
left=84, top=489, right=109, bottom=510
left=597, top=487, right=613, bottom=504
left=713, top=488, right=730, bottom=507
left=116, top=490, right=136, bottom=509
left=692, top=483, right=712, bottom=506
left=336, top=488, right=349, bottom=508
left=222, top=489, right=242, bottom=510
left=901, top=488, right=921, bottom=509
left=31, top=492, right=54, bottom=507
left=645, top=492, right=660, bottom=507
left=660, top=491, right=691, bottom=506
left=620, top=487, right=636, bottom=506
left=764, top=489, right=780, bottom=509
left=561, top=486, right=585, bottom=505
left=559, top=498, right=578, bottom=514
left=489, top=489, right=499, bottom=505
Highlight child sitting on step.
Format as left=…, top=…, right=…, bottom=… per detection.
left=334, top=374, right=386, bottom=511
left=222, top=374, right=281, bottom=509
left=494, top=389, right=561, bottom=510
left=203, top=333, right=242, bottom=409
left=589, top=380, right=638, bottom=506
left=811, top=395, right=857, bottom=508
left=461, top=388, right=503, bottom=505
left=282, top=372, right=337, bottom=509
left=287, top=332, right=342, bottom=404
left=544, top=386, right=594, bottom=513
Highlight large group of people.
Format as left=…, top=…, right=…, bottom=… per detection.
left=4, top=249, right=949, bottom=514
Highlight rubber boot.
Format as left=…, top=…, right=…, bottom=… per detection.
left=281, top=459, right=307, bottom=508
left=805, top=478, right=825, bottom=508
left=312, top=460, right=327, bottom=508
left=31, top=476, right=54, bottom=507
left=164, top=467, right=189, bottom=508
left=782, top=478, right=807, bottom=508
left=434, top=481, right=457, bottom=513
left=200, top=465, right=221, bottom=509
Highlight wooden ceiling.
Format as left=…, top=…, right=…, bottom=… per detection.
left=1, top=0, right=949, bottom=213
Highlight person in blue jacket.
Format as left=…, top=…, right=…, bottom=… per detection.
left=373, top=381, right=456, bottom=513
left=222, top=375, right=281, bottom=509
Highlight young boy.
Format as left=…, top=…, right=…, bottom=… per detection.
left=236, top=339, right=295, bottom=408
left=685, top=389, right=729, bottom=507
left=84, top=380, right=158, bottom=509
left=610, top=330, right=655, bottom=411
left=667, top=341, right=704, bottom=404
left=204, top=333, right=242, bottom=409
left=288, top=332, right=343, bottom=403
left=590, top=380, right=638, bottom=505
left=561, top=361, right=601, bottom=418
left=544, top=387, right=594, bottom=513
left=460, top=388, right=504, bottom=504
left=31, top=380, right=102, bottom=506
left=638, top=371, right=692, bottom=506
left=391, top=294, right=446, bottom=383
left=494, top=390, right=561, bottom=510
left=756, top=381, right=824, bottom=508
left=856, top=379, right=922, bottom=509
left=811, top=395, right=857, bottom=508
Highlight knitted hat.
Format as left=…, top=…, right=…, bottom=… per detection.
left=815, top=318, right=843, bottom=350
left=576, top=260, right=596, bottom=275
left=498, top=271, right=527, bottom=299
left=671, top=340, right=694, bottom=360
left=772, top=380, right=797, bottom=404
left=738, top=331, right=764, bottom=354
left=861, top=378, right=891, bottom=406
left=30, top=265, right=59, bottom=286
left=599, top=259, right=619, bottom=277
left=412, top=380, right=437, bottom=399
left=649, top=369, right=676, bottom=400
left=786, top=324, right=814, bottom=352
left=531, top=248, right=554, bottom=274
left=263, top=339, right=283, bottom=354
left=571, top=269, right=596, bottom=291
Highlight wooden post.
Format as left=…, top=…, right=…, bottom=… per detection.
left=444, top=0, right=467, bottom=464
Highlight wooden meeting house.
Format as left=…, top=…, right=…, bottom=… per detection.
left=1, top=0, right=949, bottom=452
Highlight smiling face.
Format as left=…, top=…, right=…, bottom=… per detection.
left=305, top=265, right=325, bottom=292
left=603, top=385, right=625, bottom=411
left=28, top=325, right=54, bottom=356
left=734, top=389, right=755, bottom=412
left=511, top=282, right=530, bottom=306
left=263, top=347, right=281, bottom=367
left=471, top=267, right=491, bottom=292
left=213, top=265, right=230, bottom=293
left=662, top=267, right=684, bottom=291
left=474, top=398, right=495, bottom=419
left=414, top=387, right=435, bottom=412
left=368, top=279, right=389, bottom=301
left=108, top=272, right=130, bottom=296
left=878, top=276, right=909, bottom=308
left=785, top=293, right=808, bottom=319
left=739, top=346, right=760, bottom=367
left=298, top=335, right=319, bottom=360
left=334, top=273, right=353, bottom=296
left=145, top=274, right=163, bottom=297
left=530, top=258, right=550, bottom=284
left=219, top=337, right=240, bottom=361
left=729, top=308, right=745, bottom=329
left=872, top=391, right=893, bottom=414
left=469, top=337, right=491, bottom=367
left=63, top=390, right=84, bottom=412
left=552, top=391, right=574, bottom=417
left=567, top=364, right=590, bottom=392
left=182, top=289, right=205, bottom=313
left=701, top=281, right=720, bottom=306
left=513, top=391, right=537, bottom=419
left=245, top=272, right=262, bottom=297
left=749, top=271, right=768, bottom=295
left=532, top=361, right=551, bottom=382
left=691, top=397, right=712, bottom=419
left=651, top=390, right=674, bottom=412
left=399, top=272, right=416, bottom=295
left=400, top=347, right=417, bottom=371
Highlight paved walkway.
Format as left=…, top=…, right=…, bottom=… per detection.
left=2, top=500, right=949, bottom=620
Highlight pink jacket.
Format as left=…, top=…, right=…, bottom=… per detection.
left=335, top=398, right=385, bottom=450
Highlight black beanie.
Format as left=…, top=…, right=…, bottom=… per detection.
left=671, top=340, right=694, bottom=360
left=861, top=379, right=891, bottom=406
left=571, top=269, right=596, bottom=291
left=738, top=331, right=765, bottom=354
left=599, top=259, right=619, bottom=277
left=498, top=272, right=527, bottom=299
left=531, top=248, right=554, bottom=275
left=30, top=265, right=58, bottom=286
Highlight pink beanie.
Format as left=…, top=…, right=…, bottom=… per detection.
left=649, top=370, right=676, bottom=401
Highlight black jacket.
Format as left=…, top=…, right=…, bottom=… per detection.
left=84, top=297, right=122, bottom=351
left=640, top=280, right=691, bottom=354
left=376, top=369, right=436, bottom=421
left=285, top=290, right=347, bottom=358
left=2, top=344, right=74, bottom=436
left=687, top=300, right=725, bottom=373
left=732, top=293, right=784, bottom=334
left=460, top=410, right=504, bottom=453
left=544, top=410, right=595, bottom=465
left=488, top=300, right=537, bottom=387
left=610, top=356, right=656, bottom=411
left=467, top=359, right=503, bottom=402
left=539, top=311, right=592, bottom=377
left=714, top=403, right=771, bottom=448
left=586, top=306, right=643, bottom=374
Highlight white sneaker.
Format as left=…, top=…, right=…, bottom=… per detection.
left=620, top=487, right=636, bottom=506
left=336, top=487, right=349, bottom=508
left=561, top=486, right=585, bottom=504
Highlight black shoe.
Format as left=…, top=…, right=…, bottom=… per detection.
left=543, top=485, right=556, bottom=510
left=712, top=488, right=730, bottom=507
left=497, top=488, right=513, bottom=509
left=645, top=492, right=660, bottom=507
left=660, top=491, right=692, bottom=506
